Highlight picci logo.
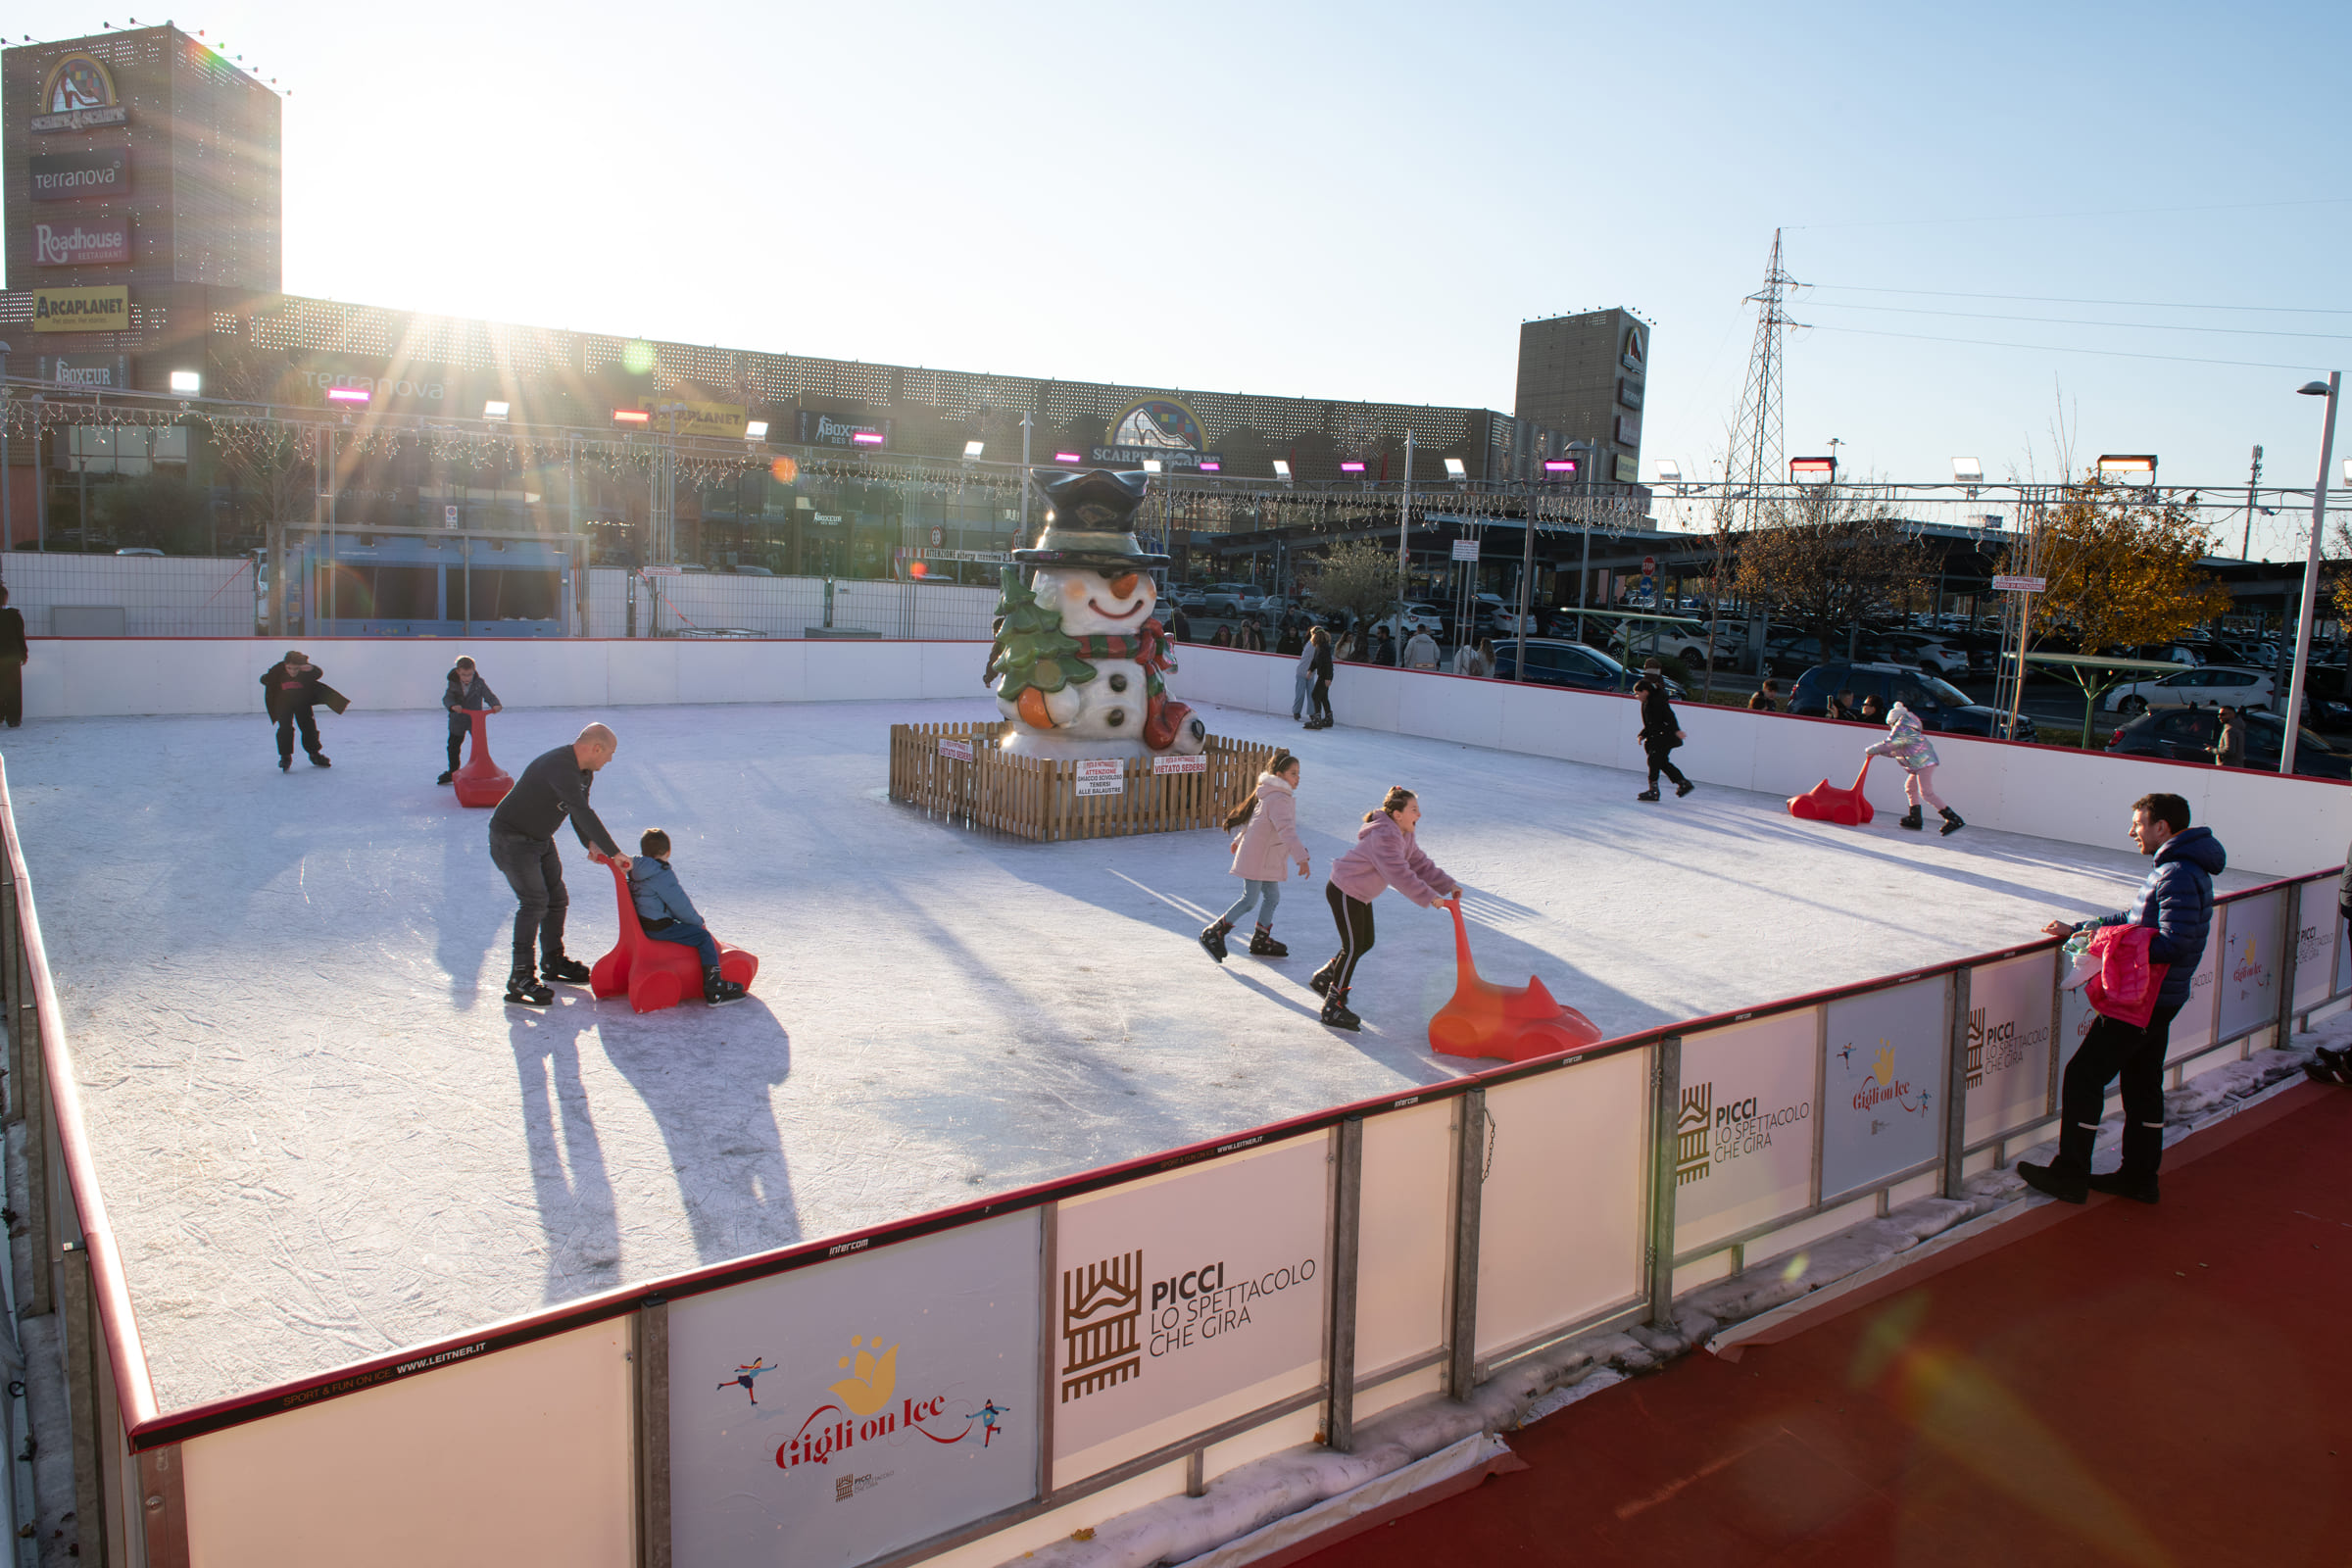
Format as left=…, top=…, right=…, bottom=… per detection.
left=1966, top=1005, right=2045, bottom=1091
left=1059, top=1247, right=1316, bottom=1400
left=1677, top=1079, right=1809, bottom=1183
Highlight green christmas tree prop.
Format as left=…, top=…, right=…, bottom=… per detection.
left=986, top=566, right=1096, bottom=701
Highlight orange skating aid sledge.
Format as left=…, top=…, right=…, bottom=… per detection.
left=1788, top=757, right=1874, bottom=826
left=1428, top=899, right=1603, bottom=1063
left=451, top=710, right=514, bottom=808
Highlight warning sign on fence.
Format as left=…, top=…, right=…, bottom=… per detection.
left=937, top=737, right=973, bottom=762
left=1151, top=753, right=1205, bottom=774
left=1075, top=758, right=1126, bottom=797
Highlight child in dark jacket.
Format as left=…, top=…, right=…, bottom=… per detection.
left=439, top=656, right=503, bottom=784
left=626, top=829, right=747, bottom=1004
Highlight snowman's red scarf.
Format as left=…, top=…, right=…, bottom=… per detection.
left=1068, top=619, right=1195, bottom=750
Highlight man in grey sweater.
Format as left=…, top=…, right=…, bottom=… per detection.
left=487, top=723, right=631, bottom=1005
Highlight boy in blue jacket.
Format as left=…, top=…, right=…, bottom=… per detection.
left=439, top=656, right=502, bottom=784
left=626, top=829, right=747, bottom=1004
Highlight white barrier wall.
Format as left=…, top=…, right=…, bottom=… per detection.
left=1, top=554, right=256, bottom=637
left=1169, top=644, right=2352, bottom=876
left=584, top=570, right=997, bottom=640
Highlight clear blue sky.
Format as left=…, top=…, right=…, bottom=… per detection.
left=19, top=0, right=2351, bottom=555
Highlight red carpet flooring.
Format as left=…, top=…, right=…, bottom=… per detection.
left=1305, top=1081, right=2352, bottom=1568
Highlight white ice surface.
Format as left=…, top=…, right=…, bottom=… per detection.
left=0, top=698, right=2267, bottom=1409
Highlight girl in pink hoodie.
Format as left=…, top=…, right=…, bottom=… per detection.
left=1200, top=752, right=1310, bottom=962
left=1312, top=786, right=1461, bottom=1032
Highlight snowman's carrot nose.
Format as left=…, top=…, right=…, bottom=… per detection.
left=1110, top=572, right=1140, bottom=598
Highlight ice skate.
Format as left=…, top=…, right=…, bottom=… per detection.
left=1248, top=926, right=1288, bottom=958
left=1675, top=779, right=1694, bottom=798
left=1309, top=956, right=1343, bottom=997
left=702, top=965, right=748, bottom=1004
left=1899, top=806, right=1924, bottom=831
left=544, top=955, right=593, bottom=984
left=278, top=755, right=291, bottom=772
left=1938, top=807, right=1965, bottom=836
left=1319, top=987, right=1361, bottom=1032
left=1635, top=788, right=1660, bottom=802
left=437, top=770, right=456, bottom=785
left=505, top=972, right=554, bottom=1006
left=310, top=754, right=332, bottom=767
left=1199, top=918, right=1233, bottom=963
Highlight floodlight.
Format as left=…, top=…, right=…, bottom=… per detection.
left=612, top=408, right=651, bottom=426
left=1142, top=458, right=1163, bottom=473
left=325, top=386, right=370, bottom=407
left=1054, top=450, right=1082, bottom=464
left=1789, top=456, right=1836, bottom=481
left=1542, top=459, right=1578, bottom=474
left=1340, top=461, right=1367, bottom=473
left=744, top=420, right=768, bottom=440
left=851, top=430, right=885, bottom=446
left=963, top=439, right=986, bottom=458
left=1952, top=457, right=1984, bottom=482
left=1443, top=458, right=1467, bottom=479
left=2095, top=454, right=2156, bottom=475
left=169, top=369, right=201, bottom=394
left=1198, top=460, right=1221, bottom=472
left=482, top=400, right=510, bottom=421
left=1654, top=459, right=1681, bottom=482
left=1271, top=460, right=1292, bottom=477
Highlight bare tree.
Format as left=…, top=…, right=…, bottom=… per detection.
left=205, top=343, right=317, bottom=540
left=1734, top=483, right=1936, bottom=655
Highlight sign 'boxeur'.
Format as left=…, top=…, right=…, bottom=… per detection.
left=1052, top=1138, right=1328, bottom=1483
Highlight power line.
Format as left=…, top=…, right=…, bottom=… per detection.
left=1810, top=300, right=2352, bottom=342
left=1788, top=195, right=2352, bottom=230
left=1807, top=324, right=2328, bottom=372
left=1810, top=284, right=2352, bottom=317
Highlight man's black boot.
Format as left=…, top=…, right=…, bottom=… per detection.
left=2088, top=1121, right=2164, bottom=1203
left=505, top=971, right=554, bottom=1006
left=545, top=956, right=592, bottom=984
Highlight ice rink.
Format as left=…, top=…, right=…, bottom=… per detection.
left=0, top=698, right=2265, bottom=1409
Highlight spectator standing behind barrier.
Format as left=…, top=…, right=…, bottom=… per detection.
left=439, top=656, right=503, bottom=785
left=1291, top=631, right=1317, bottom=720
left=1402, top=625, right=1439, bottom=670
left=1748, top=678, right=1780, bottom=712
left=2211, top=705, right=2246, bottom=768
left=487, top=723, right=631, bottom=1006
left=1453, top=637, right=1494, bottom=678
left=1168, top=605, right=1193, bottom=643
left=1313, top=786, right=1461, bottom=1033
left=1372, top=626, right=1397, bottom=667
left=1633, top=674, right=1693, bottom=802
left=2020, top=792, right=2224, bottom=1203
left=1304, top=626, right=1336, bottom=729
left=259, top=650, right=346, bottom=771
left=2312, top=841, right=2352, bottom=1086
left=0, top=585, right=25, bottom=728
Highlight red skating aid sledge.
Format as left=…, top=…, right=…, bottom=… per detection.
left=591, top=860, right=760, bottom=1013
left=451, top=710, right=514, bottom=808
left=1788, top=757, right=1874, bottom=826
left=1428, top=898, right=1603, bottom=1063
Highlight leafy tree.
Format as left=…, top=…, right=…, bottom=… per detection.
left=1734, top=484, right=1936, bottom=649
left=984, top=567, right=1093, bottom=722
left=98, top=471, right=216, bottom=555
left=2004, top=472, right=2232, bottom=745
left=1304, top=539, right=1402, bottom=631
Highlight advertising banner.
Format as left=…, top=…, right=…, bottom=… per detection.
left=2166, top=920, right=2221, bottom=1064
left=1670, top=1010, right=1818, bottom=1252
left=2214, top=891, right=2281, bottom=1043
left=1051, top=1137, right=1328, bottom=1484
left=30, top=147, right=127, bottom=201
left=1961, top=952, right=2057, bottom=1148
left=31, top=213, right=129, bottom=266
left=34, top=354, right=129, bottom=389
left=1820, top=978, right=1946, bottom=1200
left=800, top=412, right=890, bottom=448
left=668, top=1211, right=1042, bottom=1568
left=1086, top=446, right=1225, bottom=472
left=30, top=285, right=129, bottom=332
left=2291, top=884, right=2334, bottom=1013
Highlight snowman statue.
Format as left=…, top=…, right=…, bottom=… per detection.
left=985, top=468, right=1207, bottom=760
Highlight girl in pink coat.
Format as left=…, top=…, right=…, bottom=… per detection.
left=1200, top=752, right=1310, bottom=962
left=1312, top=786, right=1461, bottom=1032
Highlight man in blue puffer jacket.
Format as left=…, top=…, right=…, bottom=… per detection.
left=2020, top=792, right=2224, bottom=1205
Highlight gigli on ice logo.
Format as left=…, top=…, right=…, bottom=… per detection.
left=830, top=1334, right=898, bottom=1416
left=742, top=1334, right=1010, bottom=1484
left=2233, top=936, right=2264, bottom=985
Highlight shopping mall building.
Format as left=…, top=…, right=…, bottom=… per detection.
left=2, top=24, right=1651, bottom=588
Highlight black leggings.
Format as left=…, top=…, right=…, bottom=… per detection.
left=1325, top=883, right=1375, bottom=993
left=1310, top=677, right=1333, bottom=723
left=1644, top=741, right=1688, bottom=789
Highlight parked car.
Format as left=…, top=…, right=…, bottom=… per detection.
left=1196, top=589, right=1246, bottom=615
left=2100, top=665, right=2277, bottom=715
left=115, top=546, right=165, bottom=558
left=1788, top=662, right=2036, bottom=741
left=1605, top=616, right=1715, bottom=666
left=1864, top=631, right=1974, bottom=679
left=1492, top=638, right=1684, bottom=698
left=2106, top=708, right=2351, bottom=780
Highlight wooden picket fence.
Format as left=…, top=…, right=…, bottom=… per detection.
left=888, top=723, right=1280, bottom=842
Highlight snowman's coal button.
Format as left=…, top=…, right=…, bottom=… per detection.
left=1108, top=673, right=1129, bottom=693
left=1106, top=709, right=1126, bottom=727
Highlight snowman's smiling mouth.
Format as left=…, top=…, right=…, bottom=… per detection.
left=1087, top=599, right=1148, bottom=620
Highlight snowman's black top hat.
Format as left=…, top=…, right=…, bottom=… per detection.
left=1013, top=468, right=1169, bottom=570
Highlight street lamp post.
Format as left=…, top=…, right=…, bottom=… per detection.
left=0, top=340, right=12, bottom=553
left=2282, top=373, right=2340, bottom=776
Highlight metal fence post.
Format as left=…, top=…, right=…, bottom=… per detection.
left=20, top=926, right=50, bottom=1317
left=136, top=1446, right=190, bottom=1568
left=633, top=1302, right=670, bottom=1568
left=59, top=1241, right=106, bottom=1567
left=1646, top=1038, right=1683, bottom=1327
left=1323, top=1117, right=1363, bottom=1452
left=1942, top=967, right=1974, bottom=1200
left=1, top=860, right=19, bottom=1125
left=1445, top=1089, right=1486, bottom=1400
